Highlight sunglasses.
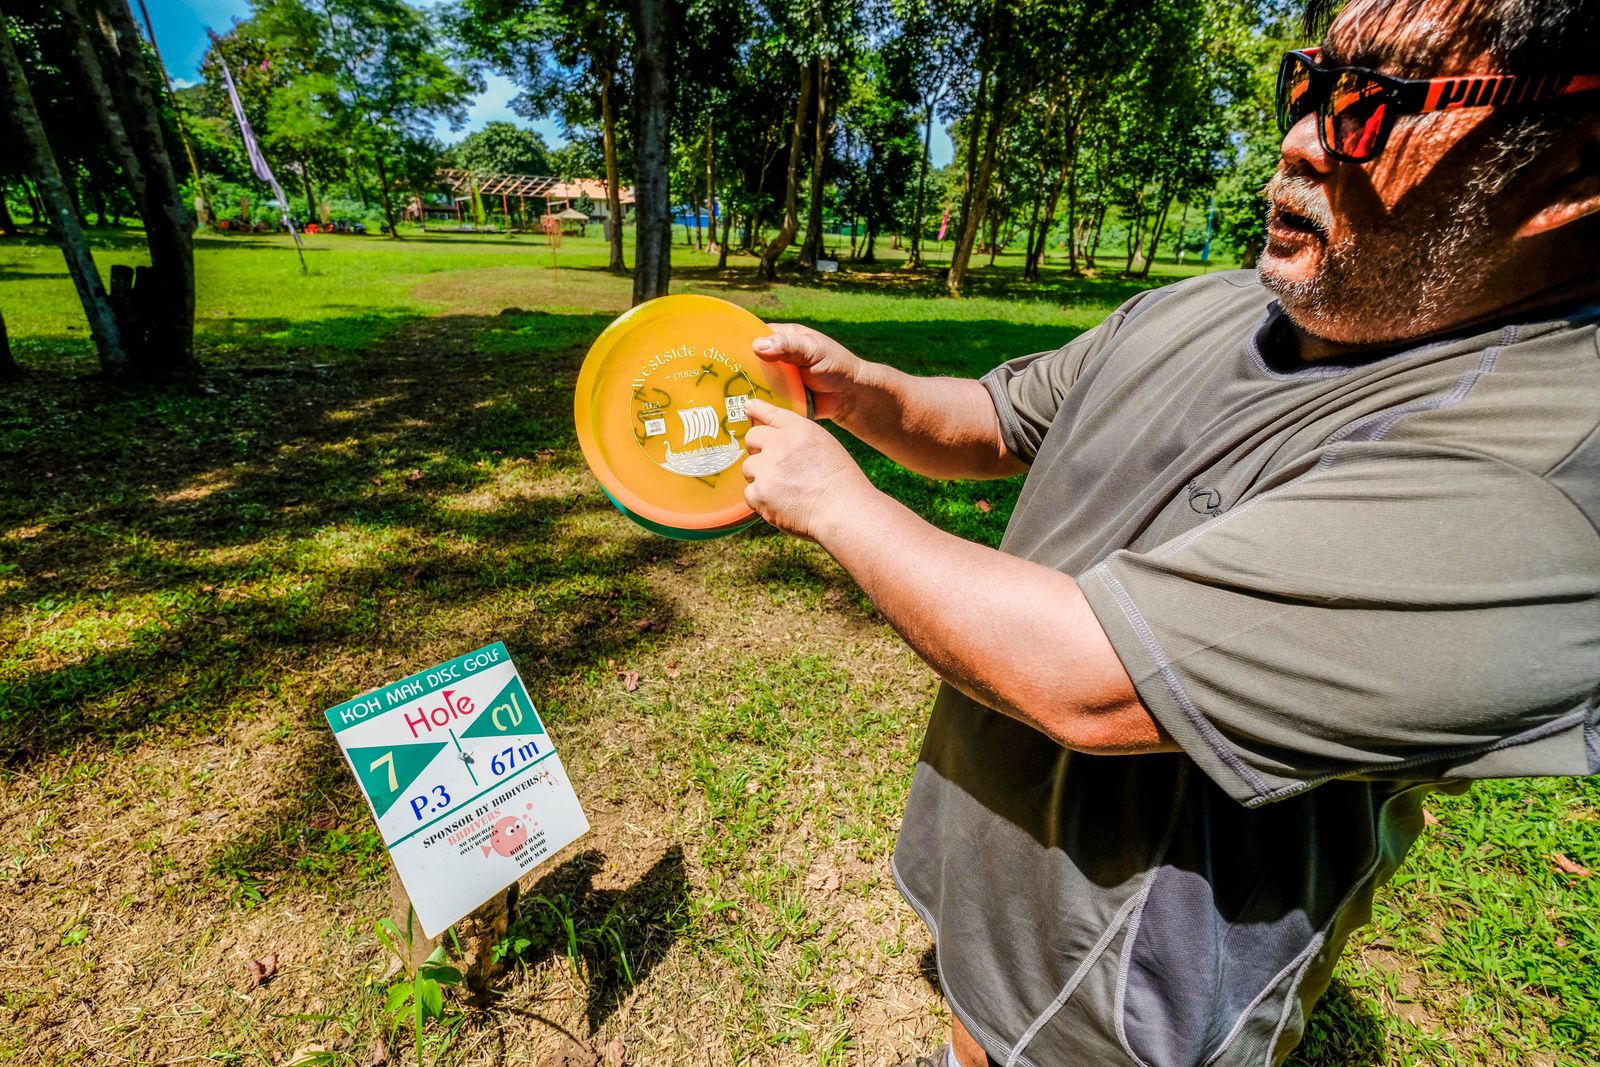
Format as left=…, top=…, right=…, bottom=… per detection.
left=1276, top=46, right=1600, bottom=163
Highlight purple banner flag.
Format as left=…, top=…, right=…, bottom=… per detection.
left=212, top=38, right=304, bottom=265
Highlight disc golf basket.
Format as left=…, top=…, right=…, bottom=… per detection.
left=540, top=214, right=563, bottom=249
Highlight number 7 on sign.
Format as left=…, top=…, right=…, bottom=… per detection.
left=371, top=751, right=397, bottom=792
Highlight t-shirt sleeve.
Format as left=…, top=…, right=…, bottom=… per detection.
left=982, top=287, right=1171, bottom=462
left=1078, top=442, right=1600, bottom=807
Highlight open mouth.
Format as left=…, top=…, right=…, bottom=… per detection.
left=1269, top=202, right=1325, bottom=239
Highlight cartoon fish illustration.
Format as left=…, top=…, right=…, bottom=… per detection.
left=481, top=816, right=529, bottom=858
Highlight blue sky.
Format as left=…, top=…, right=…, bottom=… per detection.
left=143, top=0, right=952, bottom=164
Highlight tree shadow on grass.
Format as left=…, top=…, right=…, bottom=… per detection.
left=0, top=305, right=1069, bottom=770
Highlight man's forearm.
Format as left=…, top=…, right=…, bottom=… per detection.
left=813, top=487, right=1173, bottom=755
left=832, top=363, right=1026, bottom=481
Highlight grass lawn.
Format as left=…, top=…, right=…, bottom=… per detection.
left=0, top=228, right=1596, bottom=1066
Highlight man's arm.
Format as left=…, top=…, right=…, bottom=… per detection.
left=754, top=324, right=1026, bottom=481
left=741, top=399, right=1175, bottom=756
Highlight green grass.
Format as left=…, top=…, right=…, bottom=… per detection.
left=0, top=228, right=1594, bottom=1066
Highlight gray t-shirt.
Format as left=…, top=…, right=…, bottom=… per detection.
left=892, top=271, right=1600, bottom=1067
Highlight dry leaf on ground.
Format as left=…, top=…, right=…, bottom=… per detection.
left=369, top=1036, right=389, bottom=1066
left=975, top=499, right=992, bottom=513
left=537, top=1042, right=601, bottom=1067
left=1422, top=810, right=1440, bottom=827
left=246, top=952, right=278, bottom=990
left=603, top=1037, right=627, bottom=1067
left=618, top=669, right=639, bottom=692
left=1552, top=853, right=1593, bottom=877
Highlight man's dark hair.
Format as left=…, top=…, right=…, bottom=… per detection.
left=1303, top=0, right=1600, bottom=75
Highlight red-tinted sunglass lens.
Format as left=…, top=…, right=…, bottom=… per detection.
left=1277, top=56, right=1315, bottom=133
left=1326, top=70, right=1390, bottom=160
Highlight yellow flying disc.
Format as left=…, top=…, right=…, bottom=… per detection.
left=574, top=294, right=809, bottom=537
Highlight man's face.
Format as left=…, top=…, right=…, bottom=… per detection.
left=1258, top=0, right=1533, bottom=346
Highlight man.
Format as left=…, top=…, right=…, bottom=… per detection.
left=737, top=0, right=1600, bottom=1063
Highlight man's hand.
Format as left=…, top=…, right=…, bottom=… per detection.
left=752, top=324, right=868, bottom=422
left=742, top=397, right=877, bottom=541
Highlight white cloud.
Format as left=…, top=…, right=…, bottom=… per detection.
left=433, top=73, right=567, bottom=150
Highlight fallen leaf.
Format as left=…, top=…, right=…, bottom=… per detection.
left=308, top=812, right=337, bottom=832
left=618, top=670, right=639, bottom=692
left=1553, top=853, right=1593, bottom=877
left=603, top=1038, right=627, bottom=1067
left=1422, top=810, right=1440, bottom=827
left=246, top=952, right=277, bottom=990
left=371, top=475, right=383, bottom=486
left=285, top=1044, right=327, bottom=1066
left=665, top=663, right=680, bottom=679
left=39, top=571, right=58, bottom=580
left=823, top=589, right=843, bottom=605
left=406, top=469, right=424, bottom=483
left=744, top=778, right=760, bottom=795
left=331, top=1034, right=354, bottom=1052
left=369, top=1036, right=389, bottom=1066
left=632, top=618, right=657, bottom=632
left=975, top=499, right=993, bottom=513
left=806, top=867, right=841, bottom=894
left=536, top=1042, right=601, bottom=1067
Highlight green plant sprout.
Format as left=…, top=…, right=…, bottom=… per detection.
left=373, top=910, right=465, bottom=1067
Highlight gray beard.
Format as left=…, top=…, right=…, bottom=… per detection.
left=1258, top=124, right=1544, bottom=346
left=1259, top=188, right=1500, bottom=345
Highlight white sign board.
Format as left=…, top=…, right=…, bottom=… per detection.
left=324, top=642, right=589, bottom=938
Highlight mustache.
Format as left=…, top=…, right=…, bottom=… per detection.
left=1261, top=172, right=1333, bottom=235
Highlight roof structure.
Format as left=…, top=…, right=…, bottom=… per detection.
left=437, top=170, right=635, bottom=204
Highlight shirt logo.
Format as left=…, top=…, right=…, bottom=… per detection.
left=1187, top=483, right=1225, bottom=517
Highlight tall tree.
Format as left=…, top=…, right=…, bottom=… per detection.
left=629, top=0, right=672, bottom=302
left=0, top=3, right=128, bottom=375
left=452, top=0, right=632, bottom=271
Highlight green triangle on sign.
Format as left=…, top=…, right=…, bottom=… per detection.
left=349, top=742, right=447, bottom=818
left=460, top=677, right=545, bottom=741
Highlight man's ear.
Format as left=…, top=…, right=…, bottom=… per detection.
left=1516, top=117, right=1600, bottom=238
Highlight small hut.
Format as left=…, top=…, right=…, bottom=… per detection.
left=555, top=207, right=590, bottom=236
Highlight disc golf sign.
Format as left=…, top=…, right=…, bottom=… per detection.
left=325, top=642, right=589, bottom=937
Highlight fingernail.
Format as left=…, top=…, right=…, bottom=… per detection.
left=753, top=337, right=774, bottom=351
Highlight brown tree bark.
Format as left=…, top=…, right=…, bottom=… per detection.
left=88, top=0, right=197, bottom=375
left=600, top=47, right=626, bottom=274
left=908, top=102, right=934, bottom=268
left=630, top=0, right=673, bottom=304
left=0, top=308, right=16, bottom=377
left=798, top=57, right=830, bottom=269
left=0, top=8, right=128, bottom=376
left=760, top=61, right=813, bottom=280
left=946, top=78, right=1005, bottom=296
left=0, top=186, right=15, bottom=236
left=717, top=207, right=732, bottom=269
left=705, top=118, right=716, bottom=254
left=373, top=154, right=401, bottom=238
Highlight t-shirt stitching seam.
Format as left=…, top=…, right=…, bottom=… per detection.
left=1243, top=701, right=1592, bottom=806
left=889, top=855, right=1023, bottom=1065
left=1087, top=563, right=1272, bottom=799
left=981, top=373, right=1033, bottom=463
left=1018, top=762, right=1189, bottom=1067
left=1144, top=326, right=1517, bottom=565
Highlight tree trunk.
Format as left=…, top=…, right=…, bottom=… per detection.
left=798, top=57, right=830, bottom=269
left=25, top=178, right=43, bottom=225
left=0, top=185, right=15, bottom=235
left=629, top=0, right=673, bottom=304
left=1087, top=206, right=1105, bottom=270
left=373, top=153, right=401, bottom=238
left=908, top=102, right=934, bottom=268
left=691, top=176, right=702, bottom=248
left=0, top=9, right=128, bottom=376
left=0, top=308, right=16, bottom=377
left=1172, top=201, right=1189, bottom=264
left=761, top=60, right=813, bottom=280
left=717, top=206, right=732, bottom=268
left=1022, top=182, right=1041, bottom=281
left=705, top=118, right=717, bottom=254
left=301, top=160, right=316, bottom=221
left=947, top=78, right=1004, bottom=296
left=600, top=60, right=626, bottom=273
left=1139, top=189, right=1173, bottom=280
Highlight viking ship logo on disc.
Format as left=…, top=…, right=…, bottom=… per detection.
left=630, top=343, right=758, bottom=480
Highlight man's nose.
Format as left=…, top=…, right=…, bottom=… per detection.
left=1280, top=113, right=1336, bottom=176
